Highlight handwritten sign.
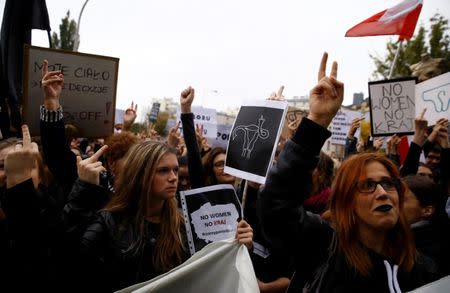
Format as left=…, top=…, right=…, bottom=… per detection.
left=368, top=78, right=416, bottom=136
left=331, top=108, right=362, bottom=145
left=179, top=184, right=242, bottom=255
left=415, top=72, right=450, bottom=125
left=23, top=45, right=119, bottom=137
left=176, top=106, right=217, bottom=138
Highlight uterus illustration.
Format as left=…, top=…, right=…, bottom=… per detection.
left=231, top=115, right=270, bottom=159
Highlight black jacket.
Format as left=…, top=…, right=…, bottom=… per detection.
left=258, top=118, right=438, bottom=292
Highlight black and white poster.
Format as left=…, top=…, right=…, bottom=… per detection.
left=179, top=184, right=242, bottom=256
left=224, top=100, right=287, bottom=184
left=368, top=78, right=416, bottom=137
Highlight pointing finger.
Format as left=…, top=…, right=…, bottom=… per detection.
left=277, top=85, right=285, bottom=98
left=419, top=108, right=427, bottom=119
left=87, top=145, right=108, bottom=163
left=42, top=59, right=49, bottom=77
left=22, top=125, right=31, bottom=148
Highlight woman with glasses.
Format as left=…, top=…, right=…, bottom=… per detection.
left=258, top=52, right=438, bottom=292
left=202, top=147, right=236, bottom=186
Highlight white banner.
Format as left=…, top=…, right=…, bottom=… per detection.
left=116, top=238, right=259, bottom=293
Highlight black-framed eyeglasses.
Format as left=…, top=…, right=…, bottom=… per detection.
left=355, top=177, right=400, bottom=194
left=213, top=160, right=225, bottom=169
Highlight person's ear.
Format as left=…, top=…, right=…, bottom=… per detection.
left=421, top=205, right=435, bottom=219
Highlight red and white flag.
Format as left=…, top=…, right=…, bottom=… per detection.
left=345, top=0, right=423, bottom=40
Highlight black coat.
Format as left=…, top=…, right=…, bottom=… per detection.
left=258, top=118, right=439, bottom=292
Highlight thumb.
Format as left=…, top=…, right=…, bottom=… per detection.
left=76, top=155, right=82, bottom=165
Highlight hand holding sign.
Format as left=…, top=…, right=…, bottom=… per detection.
left=308, top=52, right=344, bottom=128
left=428, top=118, right=448, bottom=146
left=41, top=59, right=64, bottom=111
left=348, top=117, right=364, bottom=139
left=180, top=86, right=195, bottom=113
left=5, top=125, right=40, bottom=189
left=235, top=219, right=253, bottom=250
left=76, top=145, right=108, bottom=185
left=413, top=108, right=428, bottom=147
left=434, top=118, right=449, bottom=149
left=268, top=85, right=285, bottom=101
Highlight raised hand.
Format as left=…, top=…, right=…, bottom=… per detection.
left=235, top=219, right=253, bottom=249
left=5, top=125, right=40, bottom=188
left=268, top=85, right=285, bottom=101
left=167, top=121, right=182, bottom=148
left=76, top=145, right=108, bottom=185
left=123, top=101, right=138, bottom=130
left=387, top=134, right=401, bottom=154
left=308, top=52, right=344, bottom=128
left=41, top=59, right=64, bottom=111
left=348, top=117, right=364, bottom=139
left=373, top=137, right=385, bottom=151
left=180, top=86, right=195, bottom=113
left=428, top=118, right=448, bottom=144
left=413, top=108, right=428, bottom=146
left=435, top=118, right=449, bottom=149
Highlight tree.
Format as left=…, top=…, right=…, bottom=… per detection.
left=371, top=13, right=450, bottom=79
left=51, top=11, right=77, bottom=51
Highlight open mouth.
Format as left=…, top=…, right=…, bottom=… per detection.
left=374, top=205, right=393, bottom=212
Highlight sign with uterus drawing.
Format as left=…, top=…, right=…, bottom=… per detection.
left=224, top=100, right=287, bottom=184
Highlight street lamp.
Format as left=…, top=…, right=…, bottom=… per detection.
left=73, top=0, right=90, bottom=51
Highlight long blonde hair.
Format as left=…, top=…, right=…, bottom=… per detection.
left=104, top=141, right=185, bottom=272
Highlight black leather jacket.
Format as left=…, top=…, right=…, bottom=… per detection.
left=258, top=118, right=438, bottom=292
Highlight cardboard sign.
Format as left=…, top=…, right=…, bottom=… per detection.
left=415, top=72, right=450, bottom=125
left=331, top=108, right=362, bottom=145
left=23, top=45, right=119, bottom=137
left=225, top=100, right=287, bottom=184
left=176, top=106, right=217, bottom=138
left=368, top=78, right=416, bottom=136
left=179, top=184, right=242, bottom=255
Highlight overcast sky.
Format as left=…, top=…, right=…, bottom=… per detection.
left=1, top=0, right=449, bottom=120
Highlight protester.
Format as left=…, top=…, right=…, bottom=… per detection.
left=258, top=52, right=439, bottom=292
left=74, top=141, right=253, bottom=292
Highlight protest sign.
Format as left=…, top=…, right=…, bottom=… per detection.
left=23, top=45, right=119, bottom=137
left=415, top=72, right=450, bottom=126
left=212, top=124, right=232, bottom=149
left=331, top=108, right=362, bottom=145
left=368, top=78, right=416, bottom=136
left=117, top=238, right=259, bottom=293
left=176, top=106, right=217, bottom=138
left=225, top=100, right=287, bottom=184
left=179, top=184, right=242, bottom=255
left=114, top=109, right=125, bottom=125
left=281, top=106, right=306, bottom=139
left=148, top=102, right=160, bottom=123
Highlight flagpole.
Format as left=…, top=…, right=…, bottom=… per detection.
left=388, top=40, right=403, bottom=79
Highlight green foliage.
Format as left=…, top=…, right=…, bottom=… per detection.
left=130, top=122, right=147, bottom=135
left=153, top=112, right=169, bottom=136
left=51, top=11, right=77, bottom=51
left=371, top=13, right=450, bottom=79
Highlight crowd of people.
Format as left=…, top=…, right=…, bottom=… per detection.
left=0, top=53, right=449, bottom=292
